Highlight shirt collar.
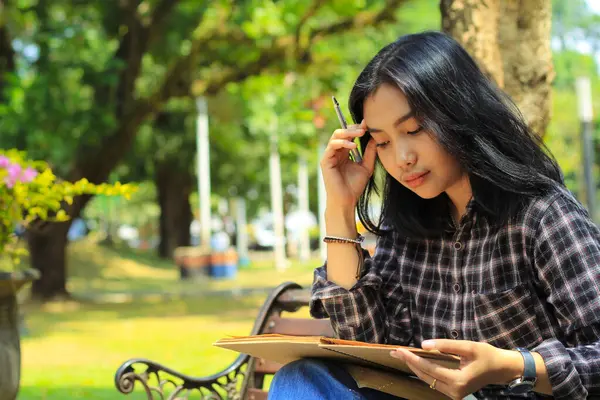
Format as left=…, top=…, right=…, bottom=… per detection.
left=444, top=196, right=477, bottom=232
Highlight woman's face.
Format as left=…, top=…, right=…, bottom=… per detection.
left=363, top=83, right=465, bottom=200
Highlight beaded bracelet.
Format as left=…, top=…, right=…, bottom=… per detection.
left=323, top=234, right=365, bottom=279
left=323, top=234, right=365, bottom=245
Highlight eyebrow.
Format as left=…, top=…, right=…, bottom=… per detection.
left=366, top=111, right=415, bottom=133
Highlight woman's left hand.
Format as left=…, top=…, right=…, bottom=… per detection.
left=390, top=339, right=521, bottom=400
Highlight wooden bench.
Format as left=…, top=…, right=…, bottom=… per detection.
left=114, top=281, right=334, bottom=400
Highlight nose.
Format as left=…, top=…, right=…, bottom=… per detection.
left=395, top=141, right=417, bottom=169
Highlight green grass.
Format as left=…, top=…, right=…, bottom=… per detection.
left=18, top=238, right=319, bottom=399
left=66, top=238, right=318, bottom=297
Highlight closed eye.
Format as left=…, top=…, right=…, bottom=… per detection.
left=407, top=126, right=424, bottom=135
left=375, top=141, right=390, bottom=148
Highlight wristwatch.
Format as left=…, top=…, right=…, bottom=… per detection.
left=507, top=347, right=537, bottom=394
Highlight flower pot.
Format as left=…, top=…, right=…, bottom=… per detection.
left=0, top=269, right=39, bottom=400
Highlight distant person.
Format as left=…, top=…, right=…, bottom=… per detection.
left=269, top=31, right=600, bottom=399
left=67, top=218, right=88, bottom=241
left=211, top=231, right=231, bottom=252
left=13, top=223, right=25, bottom=238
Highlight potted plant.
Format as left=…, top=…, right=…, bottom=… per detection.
left=0, top=149, right=133, bottom=400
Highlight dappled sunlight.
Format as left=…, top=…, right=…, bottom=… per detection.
left=68, top=237, right=175, bottom=280
left=64, top=237, right=318, bottom=298
left=37, top=299, right=83, bottom=314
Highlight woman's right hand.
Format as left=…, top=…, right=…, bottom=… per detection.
left=320, top=119, right=378, bottom=209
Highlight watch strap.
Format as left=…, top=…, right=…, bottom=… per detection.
left=515, top=347, right=537, bottom=382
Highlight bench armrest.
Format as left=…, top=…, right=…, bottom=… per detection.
left=114, top=354, right=250, bottom=400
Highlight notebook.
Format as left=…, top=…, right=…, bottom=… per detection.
left=214, top=334, right=459, bottom=399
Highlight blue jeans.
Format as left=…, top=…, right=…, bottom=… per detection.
left=268, top=359, right=407, bottom=400
left=269, top=359, right=480, bottom=399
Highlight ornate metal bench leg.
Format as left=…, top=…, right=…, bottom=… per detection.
left=115, top=357, right=248, bottom=400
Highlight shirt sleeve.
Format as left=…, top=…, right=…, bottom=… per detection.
left=309, top=231, right=410, bottom=344
left=531, top=191, right=600, bottom=399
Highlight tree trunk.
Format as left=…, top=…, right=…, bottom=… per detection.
left=26, top=192, right=93, bottom=300
left=155, top=161, right=193, bottom=259
left=498, top=0, right=554, bottom=136
left=0, top=23, right=16, bottom=101
left=440, top=0, right=504, bottom=86
left=26, top=222, right=71, bottom=301
left=440, top=0, right=553, bottom=136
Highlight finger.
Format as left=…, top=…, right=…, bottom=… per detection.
left=360, top=138, right=377, bottom=175
left=326, top=139, right=358, bottom=153
left=347, top=123, right=361, bottom=130
left=392, top=349, right=459, bottom=382
left=360, top=119, right=367, bottom=129
left=321, top=139, right=357, bottom=163
left=331, top=128, right=366, bottom=140
left=401, top=358, right=453, bottom=399
left=421, top=339, right=476, bottom=359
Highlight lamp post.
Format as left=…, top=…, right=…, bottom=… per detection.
left=196, top=97, right=212, bottom=249
left=576, top=77, right=596, bottom=221
left=317, top=142, right=327, bottom=261
left=269, top=125, right=287, bottom=271
left=297, top=154, right=311, bottom=261
left=235, top=197, right=250, bottom=266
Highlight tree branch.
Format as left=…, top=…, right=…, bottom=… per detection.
left=96, top=0, right=182, bottom=118
left=111, top=0, right=145, bottom=118
left=0, top=14, right=16, bottom=91
left=294, top=0, right=323, bottom=58
left=70, top=0, right=407, bottom=187
left=72, top=10, right=215, bottom=183
left=189, top=0, right=409, bottom=95
left=0, top=25, right=14, bottom=69
left=309, top=0, right=407, bottom=42
left=145, top=0, right=181, bottom=45
left=199, top=50, right=283, bottom=96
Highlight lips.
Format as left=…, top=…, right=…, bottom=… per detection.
left=403, top=171, right=429, bottom=182
left=403, top=171, right=429, bottom=188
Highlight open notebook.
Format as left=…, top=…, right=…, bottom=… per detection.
left=214, top=334, right=460, bottom=399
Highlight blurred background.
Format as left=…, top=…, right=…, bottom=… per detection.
left=0, top=0, right=599, bottom=398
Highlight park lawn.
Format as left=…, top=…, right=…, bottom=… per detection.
left=18, top=238, right=317, bottom=399
left=65, top=237, right=319, bottom=298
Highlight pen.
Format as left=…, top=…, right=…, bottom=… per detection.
left=332, top=96, right=363, bottom=163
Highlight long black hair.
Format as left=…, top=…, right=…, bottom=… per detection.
left=349, top=31, right=564, bottom=239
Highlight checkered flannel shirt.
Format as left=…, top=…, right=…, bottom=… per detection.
left=311, top=185, right=600, bottom=399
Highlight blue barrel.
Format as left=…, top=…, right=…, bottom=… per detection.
left=209, top=249, right=238, bottom=279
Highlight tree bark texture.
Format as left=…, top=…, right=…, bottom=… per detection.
left=440, top=0, right=554, bottom=137
left=155, top=160, right=193, bottom=259
left=440, top=0, right=504, bottom=86
left=498, top=0, right=554, bottom=137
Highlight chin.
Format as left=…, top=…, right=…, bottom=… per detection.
left=407, top=186, right=443, bottom=199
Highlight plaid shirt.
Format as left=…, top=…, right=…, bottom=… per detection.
left=311, top=185, right=600, bottom=400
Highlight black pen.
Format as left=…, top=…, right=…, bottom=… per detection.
left=332, top=96, right=363, bottom=163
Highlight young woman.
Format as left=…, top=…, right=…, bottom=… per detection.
left=268, top=31, right=600, bottom=400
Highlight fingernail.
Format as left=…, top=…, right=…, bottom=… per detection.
left=422, top=340, right=435, bottom=347
left=391, top=350, right=404, bottom=360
